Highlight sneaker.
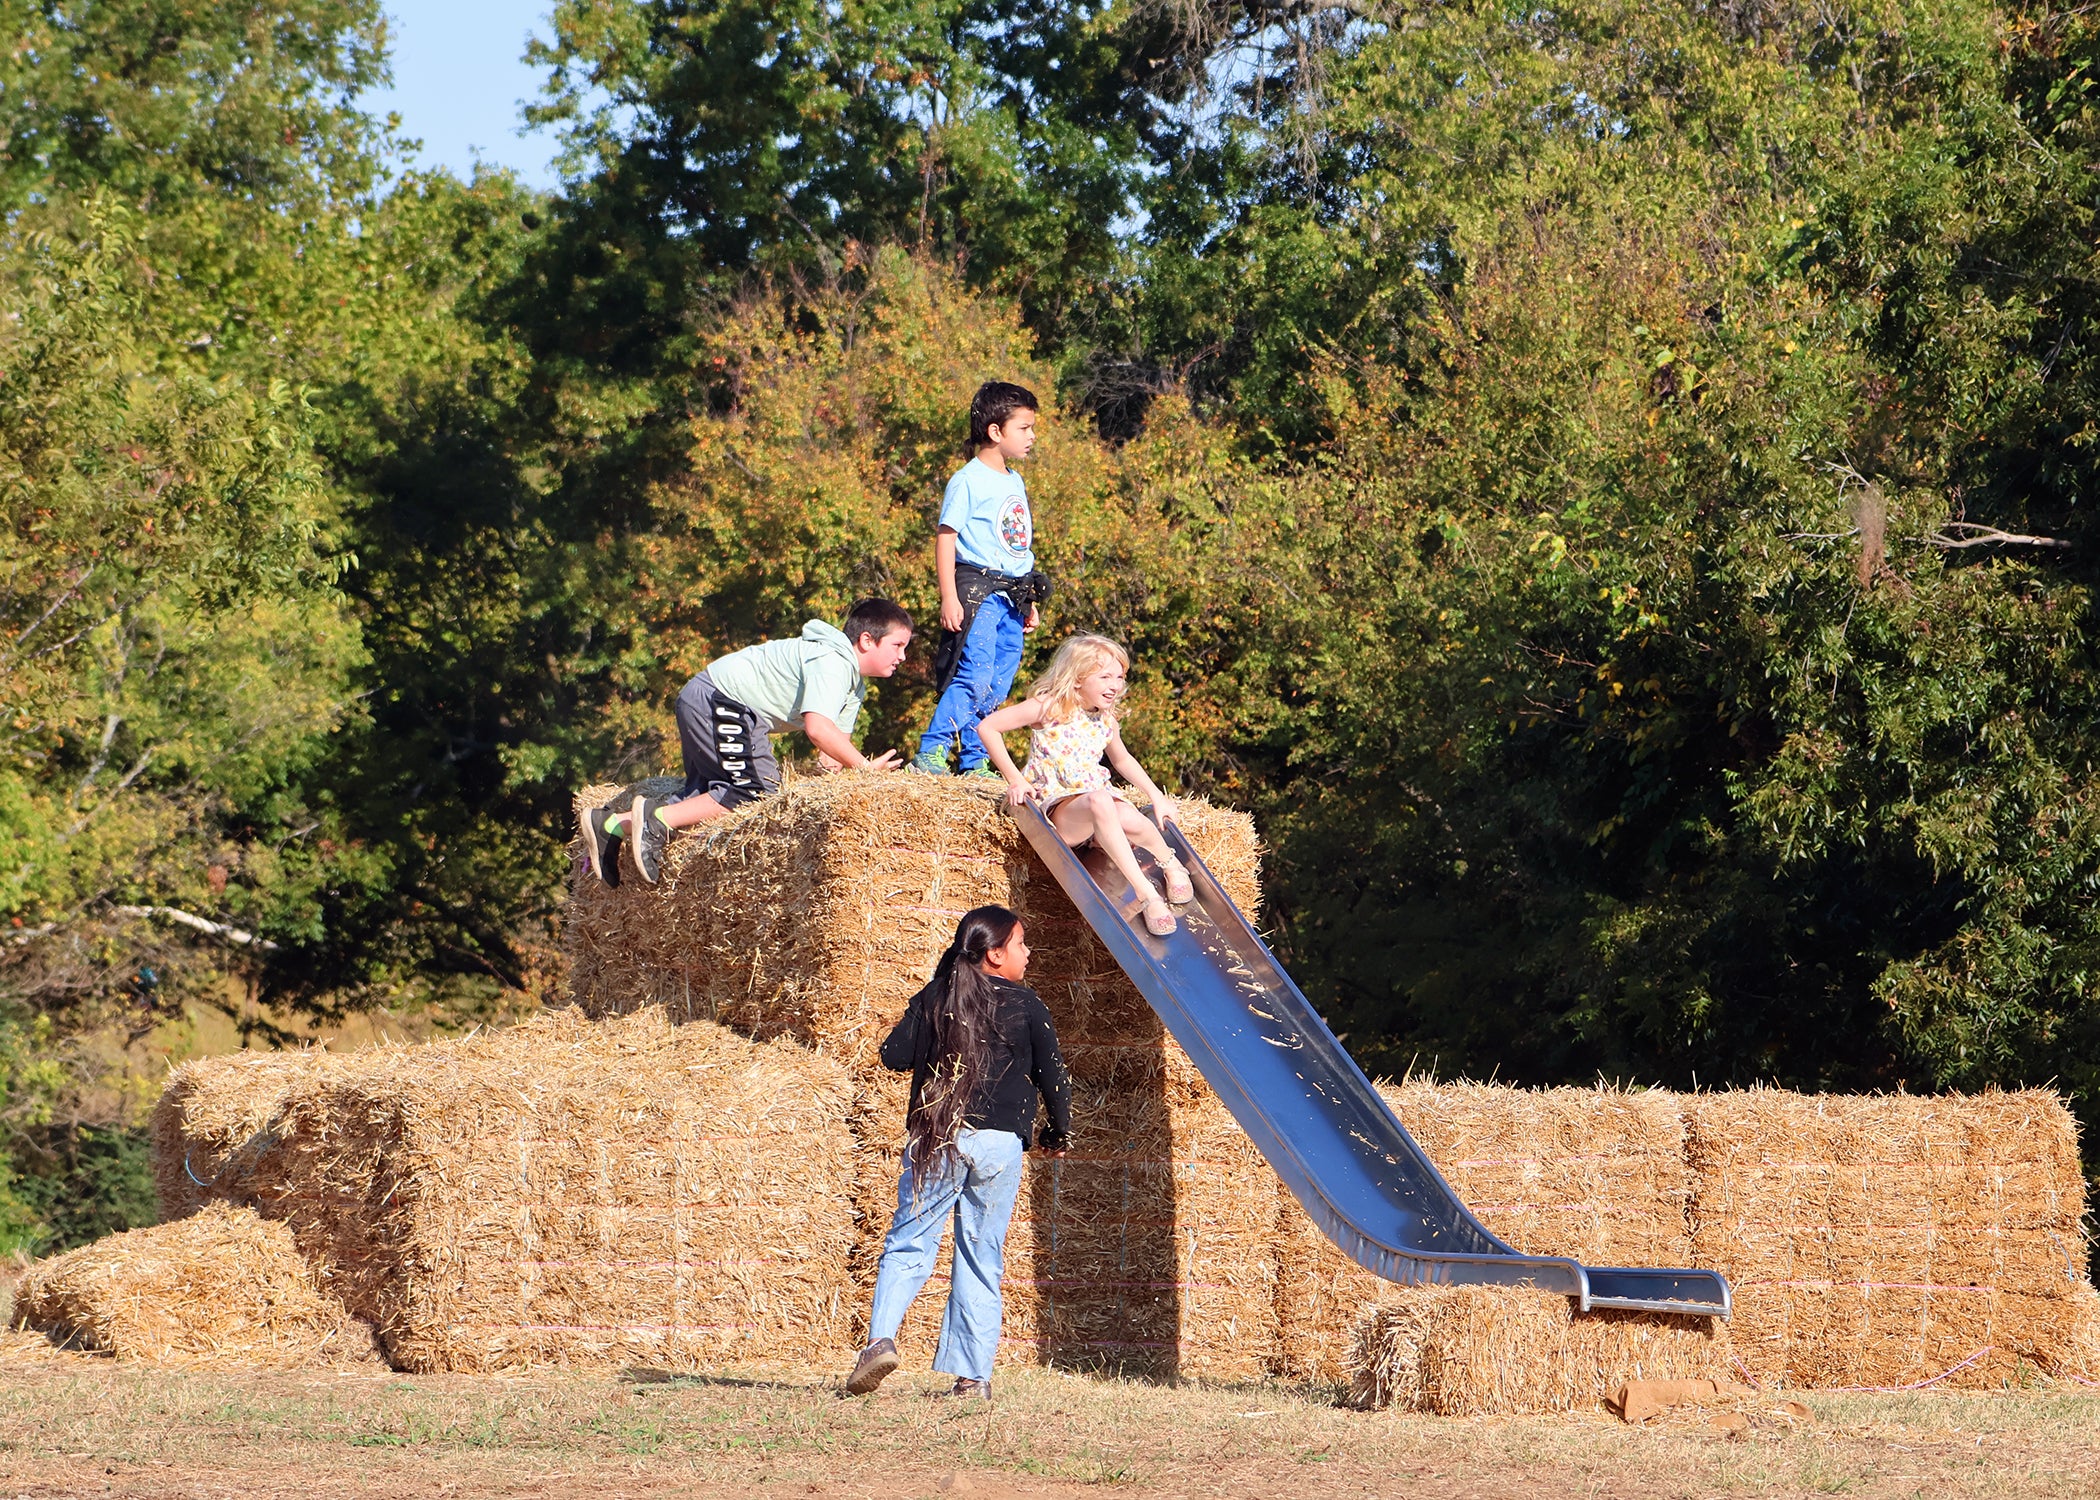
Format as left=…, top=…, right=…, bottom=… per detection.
left=940, top=1376, right=991, bottom=1400
left=909, top=750, right=952, bottom=775
left=959, top=763, right=1004, bottom=783
left=579, top=805, right=621, bottom=887
left=843, top=1338, right=900, bottom=1395
left=630, top=797, right=669, bottom=885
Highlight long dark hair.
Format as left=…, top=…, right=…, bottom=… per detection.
left=906, top=905, right=1022, bottom=1178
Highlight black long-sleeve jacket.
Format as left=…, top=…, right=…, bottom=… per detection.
left=880, top=974, right=1073, bottom=1151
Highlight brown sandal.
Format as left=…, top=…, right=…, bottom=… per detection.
left=1160, top=857, right=1194, bottom=905
left=1142, top=898, right=1178, bottom=937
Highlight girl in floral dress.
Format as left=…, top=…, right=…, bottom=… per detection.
left=976, top=634, right=1195, bottom=935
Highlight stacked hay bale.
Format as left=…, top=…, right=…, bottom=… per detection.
left=1322, top=1084, right=2099, bottom=1400
left=565, top=773, right=1260, bottom=1072
left=154, top=1007, right=858, bottom=1372
left=13, top=1202, right=379, bottom=1368
left=1346, top=1288, right=1731, bottom=1415
left=135, top=765, right=2098, bottom=1390
left=1685, top=1087, right=2094, bottom=1388
left=153, top=1045, right=372, bottom=1219
left=1279, top=1082, right=1698, bottom=1385
left=567, top=772, right=1276, bottom=1376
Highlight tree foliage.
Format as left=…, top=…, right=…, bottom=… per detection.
left=15, top=0, right=2100, bottom=1248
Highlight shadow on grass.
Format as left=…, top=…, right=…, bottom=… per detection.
left=620, top=1365, right=820, bottom=1391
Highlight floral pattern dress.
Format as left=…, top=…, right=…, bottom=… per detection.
left=1024, top=708, right=1115, bottom=806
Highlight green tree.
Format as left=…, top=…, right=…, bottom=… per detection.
left=0, top=202, right=358, bottom=999
left=1139, top=0, right=2100, bottom=1177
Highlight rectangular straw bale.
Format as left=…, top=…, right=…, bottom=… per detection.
left=1277, top=1082, right=1693, bottom=1382
left=151, top=1046, right=377, bottom=1220
left=853, top=1068, right=1278, bottom=1378
left=1724, top=1284, right=2100, bottom=1388
left=1685, top=1086, right=2092, bottom=1388
left=1346, top=1286, right=1732, bottom=1415
left=565, top=771, right=1260, bottom=1079
left=241, top=1007, right=860, bottom=1373
left=12, top=1202, right=379, bottom=1369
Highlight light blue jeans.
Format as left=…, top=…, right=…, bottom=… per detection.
left=918, top=593, right=1027, bottom=770
left=866, top=1127, right=1025, bottom=1381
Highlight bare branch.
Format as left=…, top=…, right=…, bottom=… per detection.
left=1920, top=523, right=2072, bottom=551
left=71, top=713, right=122, bottom=808
left=109, top=748, right=153, bottom=796
left=111, top=905, right=280, bottom=952
left=0, top=568, right=91, bottom=664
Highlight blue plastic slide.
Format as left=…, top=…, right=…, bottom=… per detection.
left=1012, top=802, right=1731, bottom=1318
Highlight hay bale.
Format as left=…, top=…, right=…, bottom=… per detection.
left=222, top=1007, right=861, bottom=1373
left=1346, top=1287, right=1733, bottom=1415
left=1276, top=1082, right=1693, bottom=1382
left=1685, top=1087, right=2093, bottom=1388
left=852, top=1067, right=1278, bottom=1379
left=151, top=1046, right=372, bottom=1220
left=564, top=772, right=1260, bottom=1080
left=11, top=1202, right=378, bottom=1368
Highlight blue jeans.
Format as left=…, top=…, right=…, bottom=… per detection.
left=918, top=594, right=1026, bottom=770
left=866, top=1127, right=1025, bottom=1381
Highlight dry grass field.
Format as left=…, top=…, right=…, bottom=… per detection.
left=0, top=1357, right=2092, bottom=1499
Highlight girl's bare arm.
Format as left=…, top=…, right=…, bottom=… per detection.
left=1105, top=724, right=1178, bottom=823
left=977, top=698, right=1045, bottom=800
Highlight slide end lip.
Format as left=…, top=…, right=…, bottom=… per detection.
left=1582, top=1267, right=1734, bottom=1319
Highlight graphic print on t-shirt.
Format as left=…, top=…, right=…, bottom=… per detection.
left=999, top=497, right=1032, bottom=557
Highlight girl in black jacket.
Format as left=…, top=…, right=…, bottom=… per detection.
left=842, top=905, right=1071, bottom=1400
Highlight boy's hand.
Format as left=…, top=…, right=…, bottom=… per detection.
left=864, top=750, right=902, bottom=771
left=1024, top=603, right=1040, bottom=631
left=941, top=596, right=965, bottom=631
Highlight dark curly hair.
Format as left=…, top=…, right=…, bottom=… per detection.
left=905, top=905, right=1023, bottom=1178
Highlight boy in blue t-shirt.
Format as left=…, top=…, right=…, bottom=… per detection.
left=913, top=381, right=1052, bottom=777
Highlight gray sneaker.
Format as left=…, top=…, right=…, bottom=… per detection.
left=579, top=805, right=621, bottom=886
left=843, top=1338, right=899, bottom=1395
left=940, top=1376, right=991, bottom=1400
left=630, top=797, right=669, bottom=884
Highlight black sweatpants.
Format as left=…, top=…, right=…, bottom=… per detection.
left=673, top=671, right=781, bottom=811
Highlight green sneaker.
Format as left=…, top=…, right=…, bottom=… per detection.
left=909, top=750, right=952, bottom=775
left=960, top=763, right=1004, bottom=783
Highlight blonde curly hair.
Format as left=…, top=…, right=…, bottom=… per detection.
left=1027, top=634, right=1130, bottom=726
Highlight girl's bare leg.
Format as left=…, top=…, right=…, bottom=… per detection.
left=1051, top=792, right=1174, bottom=930
left=1114, top=801, right=1173, bottom=863
left=1114, top=802, right=1192, bottom=900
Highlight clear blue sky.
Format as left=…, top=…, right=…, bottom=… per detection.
left=366, top=2, right=565, bottom=191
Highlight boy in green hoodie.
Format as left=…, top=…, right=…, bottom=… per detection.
left=581, top=598, right=915, bottom=884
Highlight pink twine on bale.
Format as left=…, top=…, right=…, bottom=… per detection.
left=1821, top=1347, right=2099, bottom=1393
left=1832, top=1345, right=1998, bottom=1393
